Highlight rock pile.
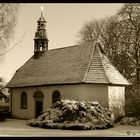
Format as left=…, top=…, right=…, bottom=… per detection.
left=27, top=100, right=113, bottom=130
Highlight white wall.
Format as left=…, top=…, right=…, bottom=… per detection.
left=11, top=87, right=35, bottom=119
left=11, top=84, right=108, bottom=119
left=108, top=86, right=125, bottom=120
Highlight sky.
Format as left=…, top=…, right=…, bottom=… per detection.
left=0, top=3, right=123, bottom=82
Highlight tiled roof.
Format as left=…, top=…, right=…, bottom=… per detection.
left=6, top=42, right=130, bottom=87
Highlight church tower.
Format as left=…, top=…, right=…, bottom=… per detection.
left=34, top=6, right=49, bottom=58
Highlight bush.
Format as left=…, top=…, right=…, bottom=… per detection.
left=27, top=100, right=113, bottom=130
left=0, top=102, right=9, bottom=112
left=120, top=116, right=140, bottom=125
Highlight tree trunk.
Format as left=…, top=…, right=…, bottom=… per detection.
left=136, top=47, right=140, bottom=96
left=136, top=66, right=140, bottom=95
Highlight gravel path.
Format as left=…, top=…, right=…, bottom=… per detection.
left=0, top=119, right=140, bottom=137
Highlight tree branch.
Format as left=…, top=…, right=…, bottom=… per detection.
left=0, top=32, right=26, bottom=56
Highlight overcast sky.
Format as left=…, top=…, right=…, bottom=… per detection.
left=0, top=3, right=123, bottom=82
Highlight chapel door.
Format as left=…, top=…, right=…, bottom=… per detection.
left=33, top=91, right=44, bottom=118
left=35, top=101, right=43, bottom=118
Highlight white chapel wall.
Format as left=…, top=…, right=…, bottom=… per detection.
left=108, top=86, right=125, bottom=120
left=11, top=87, right=35, bottom=119
left=11, top=84, right=108, bottom=119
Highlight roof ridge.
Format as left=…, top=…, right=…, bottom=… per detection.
left=98, top=49, right=111, bottom=84
left=82, top=43, right=95, bottom=82
left=48, top=44, right=79, bottom=51
left=47, top=42, right=94, bottom=52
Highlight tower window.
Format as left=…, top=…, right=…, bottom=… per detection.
left=21, top=92, right=27, bottom=109
left=41, top=23, right=44, bottom=28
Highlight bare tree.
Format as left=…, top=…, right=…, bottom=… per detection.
left=117, top=3, right=140, bottom=95
left=0, top=77, right=6, bottom=92
left=77, top=3, right=140, bottom=95
left=77, top=15, right=131, bottom=77
left=0, top=3, right=19, bottom=61
left=77, top=19, right=104, bottom=44
left=77, top=3, right=140, bottom=116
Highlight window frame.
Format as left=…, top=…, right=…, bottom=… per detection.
left=21, top=92, right=27, bottom=109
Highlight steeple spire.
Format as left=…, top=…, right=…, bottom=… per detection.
left=41, top=6, right=43, bottom=17
left=34, top=6, right=49, bottom=58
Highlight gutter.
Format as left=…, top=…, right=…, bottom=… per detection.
left=10, top=89, right=12, bottom=117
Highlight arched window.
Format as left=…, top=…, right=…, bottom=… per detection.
left=21, top=92, right=27, bottom=109
left=52, top=90, right=61, bottom=104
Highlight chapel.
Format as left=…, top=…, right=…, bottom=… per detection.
left=6, top=9, right=130, bottom=120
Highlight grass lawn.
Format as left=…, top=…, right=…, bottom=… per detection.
left=0, top=118, right=140, bottom=137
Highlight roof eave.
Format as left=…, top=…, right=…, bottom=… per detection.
left=7, top=81, right=131, bottom=88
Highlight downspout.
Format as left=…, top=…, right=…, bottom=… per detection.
left=10, top=89, right=12, bottom=118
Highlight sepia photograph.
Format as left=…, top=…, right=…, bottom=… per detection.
left=0, top=3, right=140, bottom=137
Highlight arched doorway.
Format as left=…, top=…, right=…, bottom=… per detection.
left=33, top=91, right=44, bottom=118
left=52, top=90, right=61, bottom=104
